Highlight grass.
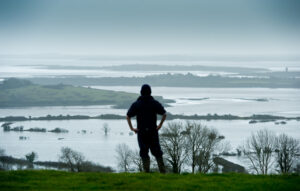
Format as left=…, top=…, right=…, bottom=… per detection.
left=0, top=80, right=173, bottom=108
left=0, top=170, right=299, bottom=191
left=0, top=83, right=138, bottom=108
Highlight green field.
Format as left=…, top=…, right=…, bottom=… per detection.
left=0, top=170, right=299, bottom=191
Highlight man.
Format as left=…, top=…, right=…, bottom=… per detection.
left=126, top=84, right=167, bottom=173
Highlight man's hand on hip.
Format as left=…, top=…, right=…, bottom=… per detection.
left=131, top=128, right=139, bottom=134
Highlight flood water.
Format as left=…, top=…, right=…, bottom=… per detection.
left=0, top=119, right=299, bottom=170
left=0, top=87, right=299, bottom=170
left=0, top=61, right=300, bottom=171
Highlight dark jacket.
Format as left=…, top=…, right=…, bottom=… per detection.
left=127, top=96, right=166, bottom=132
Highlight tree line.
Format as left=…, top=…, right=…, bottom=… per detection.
left=0, top=147, right=113, bottom=172
left=116, top=121, right=300, bottom=174
left=28, top=73, right=300, bottom=88
left=1, top=113, right=298, bottom=122
left=1, top=121, right=299, bottom=174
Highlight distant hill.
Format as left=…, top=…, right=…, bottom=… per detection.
left=27, top=73, right=300, bottom=88
left=0, top=78, right=173, bottom=108
left=43, top=64, right=270, bottom=73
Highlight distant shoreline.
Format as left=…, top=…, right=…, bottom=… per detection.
left=27, top=73, right=300, bottom=88
left=1, top=113, right=299, bottom=122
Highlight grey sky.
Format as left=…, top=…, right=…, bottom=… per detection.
left=0, top=0, right=299, bottom=56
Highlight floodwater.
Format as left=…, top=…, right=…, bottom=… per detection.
left=0, top=119, right=299, bottom=170
left=0, top=61, right=299, bottom=171
left=0, top=87, right=299, bottom=170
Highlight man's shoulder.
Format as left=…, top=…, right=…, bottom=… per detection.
left=134, top=96, right=162, bottom=106
left=152, top=98, right=162, bottom=105
left=131, top=98, right=144, bottom=107
left=130, top=100, right=139, bottom=107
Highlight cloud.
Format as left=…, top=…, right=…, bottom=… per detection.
left=0, top=0, right=299, bottom=55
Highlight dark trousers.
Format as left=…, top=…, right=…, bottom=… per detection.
left=137, top=129, right=163, bottom=159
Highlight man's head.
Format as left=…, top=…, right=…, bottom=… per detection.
left=140, top=84, right=151, bottom=96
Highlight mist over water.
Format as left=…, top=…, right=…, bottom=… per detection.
left=1, top=57, right=300, bottom=79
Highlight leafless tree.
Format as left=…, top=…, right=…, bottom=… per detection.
left=115, top=143, right=133, bottom=172
left=160, top=122, right=187, bottom=173
left=130, top=149, right=143, bottom=172
left=183, top=121, right=225, bottom=173
left=196, top=128, right=224, bottom=173
left=242, top=129, right=276, bottom=174
left=274, top=133, right=300, bottom=174
left=59, top=147, right=85, bottom=172
left=116, top=145, right=162, bottom=173
left=183, top=121, right=206, bottom=173
left=102, top=123, right=110, bottom=136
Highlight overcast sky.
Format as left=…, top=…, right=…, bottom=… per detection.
left=0, top=0, right=299, bottom=56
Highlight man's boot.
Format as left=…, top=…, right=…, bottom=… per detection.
left=156, top=156, right=166, bottom=174
left=142, top=157, right=150, bottom=173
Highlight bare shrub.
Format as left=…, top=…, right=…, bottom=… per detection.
left=242, top=129, right=276, bottom=174
left=160, top=122, right=187, bottom=173
left=183, top=121, right=206, bottom=173
left=25, top=151, right=38, bottom=163
left=59, top=147, right=85, bottom=172
left=1, top=122, right=12, bottom=131
left=275, top=133, right=300, bottom=174
left=115, top=143, right=133, bottom=172
left=25, top=151, right=38, bottom=169
left=183, top=121, right=225, bottom=173
left=130, top=149, right=143, bottom=172
left=196, top=128, right=224, bottom=173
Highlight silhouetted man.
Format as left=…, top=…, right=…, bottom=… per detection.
left=126, top=84, right=167, bottom=173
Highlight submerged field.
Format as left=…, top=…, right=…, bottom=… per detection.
left=0, top=170, right=299, bottom=191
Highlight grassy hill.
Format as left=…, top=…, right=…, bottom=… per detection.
left=0, top=78, right=172, bottom=108
left=0, top=170, right=299, bottom=191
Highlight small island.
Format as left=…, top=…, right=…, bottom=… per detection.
left=0, top=78, right=173, bottom=109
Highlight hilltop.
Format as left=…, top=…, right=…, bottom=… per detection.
left=0, top=170, right=299, bottom=191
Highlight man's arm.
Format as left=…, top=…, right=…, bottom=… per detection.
left=126, top=115, right=138, bottom=133
left=156, top=113, right=167, bottom=131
